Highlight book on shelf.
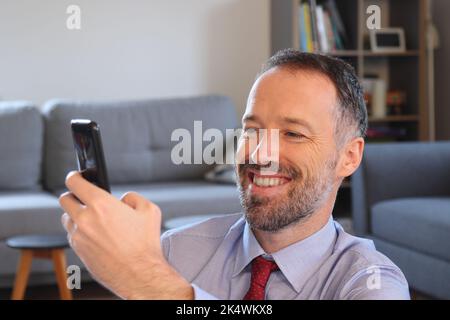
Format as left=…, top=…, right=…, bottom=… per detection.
left=298, top=5, right=307, bottom=52
left=304, top=3, right=314, bottom=52
left=323, top=9, right=335, bottom=51
left=309, top=0, right=320, bottom=52
left=298, top=0, right=347, bottom=53
left=315, top=5, right=329, bottom=52
left=323, top=0, right=347, bottom=46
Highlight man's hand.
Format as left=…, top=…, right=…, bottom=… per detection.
left=59, top=171, right=194, bottom=299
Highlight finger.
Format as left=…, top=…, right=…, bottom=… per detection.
left=59, top=191, right=83, bottom=222
left=65, top=171, right=110, bottom=206
left=61, top=212, right=77, bottom=234
left=120, top=191, right=157, bottom=211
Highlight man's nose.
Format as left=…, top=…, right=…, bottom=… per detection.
left=250, top=129, right=279, bottom=166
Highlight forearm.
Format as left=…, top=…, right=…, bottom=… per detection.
left=120, top=260, right=194, bottom=300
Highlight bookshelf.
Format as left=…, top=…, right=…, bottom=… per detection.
left=271, top=0, right=432, bottom=218
left=271, top=0, right=431, bottom=142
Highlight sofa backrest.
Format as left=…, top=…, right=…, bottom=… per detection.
left=0, top=101, right=43, bottom=190
left=358, top=141, right=450, bottom=207
left=42, top=95, right=238, bottom=191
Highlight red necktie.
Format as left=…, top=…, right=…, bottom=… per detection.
left=243, top=256, right=279, bottom=300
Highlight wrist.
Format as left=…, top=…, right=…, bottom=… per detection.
left=122, top=256, right=194, bottom=300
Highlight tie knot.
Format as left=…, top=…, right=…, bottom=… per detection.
left=243, top=256, right=278, bottom=300
left=253, top=256, right=279, bottom=274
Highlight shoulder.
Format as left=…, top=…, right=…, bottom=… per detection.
left=162, top=212, right=244, bottom=242
left=330, top=221, right=410, bottom=300
left=161, top=213, right=245, bottom=275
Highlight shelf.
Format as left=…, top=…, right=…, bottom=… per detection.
left=319, top=50, right=420, bottom=57
left=363, top=50, right=420, bottom=57
left=368, top=115, right=420, bottom=123
left=323, top=50, right=359, bottom=57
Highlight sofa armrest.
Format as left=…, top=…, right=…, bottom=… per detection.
left=351, top=142, right=450, bottom=236
left=351, top=163, right=369, bottom=236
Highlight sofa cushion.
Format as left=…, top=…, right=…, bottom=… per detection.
left=0, top=102, right=43, bottom=190
left=371, top=197, right=450, bottom=262
left=42, top=95, right=238, bottom=191
left=0, top=191, right=63, bottom=240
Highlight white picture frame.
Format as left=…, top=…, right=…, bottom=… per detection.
left=369, top=28, right=406, bottom=53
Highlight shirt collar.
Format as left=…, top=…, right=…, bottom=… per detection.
left=233, top=220, right=266, bottom=277
left=233, top=216, right=337, bottom=293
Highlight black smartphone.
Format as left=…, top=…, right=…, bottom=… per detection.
left=71, top=119, right=111, bottom=193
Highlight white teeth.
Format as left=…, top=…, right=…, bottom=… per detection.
left=253, top=176, right=285, bottom=187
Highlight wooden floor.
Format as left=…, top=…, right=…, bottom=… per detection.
left=0, top=281, right=118, bottom=300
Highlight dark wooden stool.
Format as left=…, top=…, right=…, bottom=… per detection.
left=6, top=234, right=73, bottom=300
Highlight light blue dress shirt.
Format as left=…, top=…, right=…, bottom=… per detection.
left=161, top=213, right=410, bottom=300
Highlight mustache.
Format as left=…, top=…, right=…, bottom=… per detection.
left=237, top=163, right=300, bottom=179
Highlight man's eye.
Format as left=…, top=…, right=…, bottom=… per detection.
left=285, top=131, right=304, bottom=139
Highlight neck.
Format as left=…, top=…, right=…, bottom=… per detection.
left=252, top=190, right=337, bottom=254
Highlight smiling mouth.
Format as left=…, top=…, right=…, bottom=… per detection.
left=247, top=171, right=292, bottom=188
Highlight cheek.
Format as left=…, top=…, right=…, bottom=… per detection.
left=280, top=143, right=327, bottom=177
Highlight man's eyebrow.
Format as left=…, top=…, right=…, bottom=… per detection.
left=242, top=114, right=260, bottom=123
left=279, top=117, right=314, bottom=132
left=242, top=115, right=314, bottom=132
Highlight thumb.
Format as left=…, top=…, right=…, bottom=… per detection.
left=120, top=191, right=152, bottom=210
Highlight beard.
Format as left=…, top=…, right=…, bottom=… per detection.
left=236, top=158, right=336, bottom=232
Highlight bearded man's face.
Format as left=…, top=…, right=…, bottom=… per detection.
left=236, top=67, right=340, bottom=232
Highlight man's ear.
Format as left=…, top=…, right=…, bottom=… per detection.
left=336, top=137, right=365, bottom=178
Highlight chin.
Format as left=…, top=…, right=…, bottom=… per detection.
left=244, top=206, right=309, bottom=233
left=238, top=182, right=318, bottom=232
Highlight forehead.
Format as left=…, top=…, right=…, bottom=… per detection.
left=244, top=67, right=338, bottom=127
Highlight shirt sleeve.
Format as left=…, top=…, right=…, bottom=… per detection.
left=339, top=265, right=411, bottom=300
left=192, top=284, right=219, bottom=300
left=160, top=230, right=171, bottom=261
left=161, top=232, right=220, bottom=300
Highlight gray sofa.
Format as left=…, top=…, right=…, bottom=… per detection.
left=0, top=96, right=242, bottom=288
left=352, top=142, right=450, bottom=299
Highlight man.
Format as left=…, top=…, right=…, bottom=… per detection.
left=59, top=49, right=410, bottom=300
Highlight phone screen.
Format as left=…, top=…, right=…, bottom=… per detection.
left=73, top=131, right=96, bottom=170
left=71, top=120, right=110, bottom=193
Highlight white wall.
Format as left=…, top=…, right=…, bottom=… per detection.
left=0, top=0, right=270, bottom=116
